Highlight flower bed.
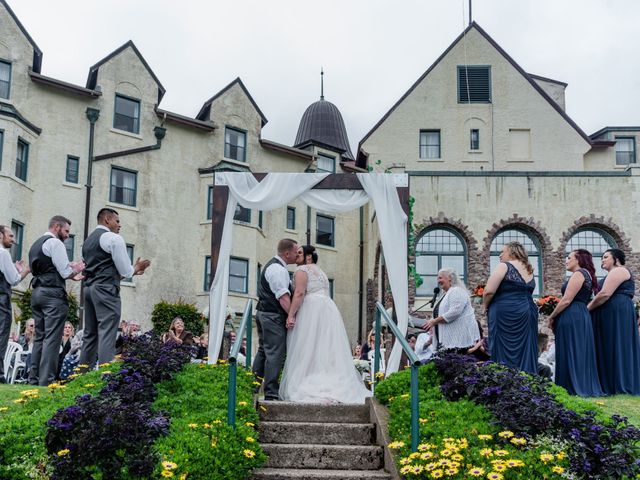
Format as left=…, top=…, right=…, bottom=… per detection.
left=376, top=354, right=640, bottom=479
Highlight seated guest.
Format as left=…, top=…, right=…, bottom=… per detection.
left=56, top=322, right=74, bottom=379
left=161, top=317, right=194, bottom=346
left=468, top=320, right=491, bottom=362
left=129, top=321, right=140, bottom=337
left=424, top=268, right=481, bottom=353
left=400, top=333, right=418, bottom=368
left=360, top=329, right=383, bottom=360
left=59, top=328, right=83, bottom=380
left=415, top=331, right=435, bottom=363
left=115, top=320, right=129, bottom=354
left=18, top=318, right=36, bottom=350
left=194, top=327, right=209, bottom=359
left=352, top=343, right=362, bottom=360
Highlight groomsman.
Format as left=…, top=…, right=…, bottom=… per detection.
left=0, top=225, right=30, bottom=383
left=28, top=216, right=84, bottom=386
left=79, top=208, right=150, bottom=369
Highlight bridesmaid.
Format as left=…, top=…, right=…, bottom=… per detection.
left=483, top=241, right=538, bottom=374
left=588, top=248, right=640, bottom=395
left=547, top=250, right=602, bottom=396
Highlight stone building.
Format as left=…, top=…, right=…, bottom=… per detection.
left=358, top=22, right=640, bottom=328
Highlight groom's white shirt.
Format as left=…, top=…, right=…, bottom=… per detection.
left=264, top=255, right=290, bottom=299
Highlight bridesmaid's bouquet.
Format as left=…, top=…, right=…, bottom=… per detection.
left=536, top=295, right=560, bottom=316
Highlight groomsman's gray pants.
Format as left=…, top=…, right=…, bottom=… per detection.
left=79, top=283, right=121, bottom=368
left=0, top=292, right=12, bottom=380
left=253, top=310, right=287, bottom=400
left=28, top=287, right=68, bottom=386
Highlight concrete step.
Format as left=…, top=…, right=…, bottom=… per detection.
left=259, top=421, right=375, bottom=445
left=250, top=468, right=392, bottom=480
left=262, top=444, right=383, bottom=470
left=258, top=401, right=370, bottom=424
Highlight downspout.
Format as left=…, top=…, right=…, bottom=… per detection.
left=306, top=206, right=311, bottom=245
left=92, top=126, right=166, bottom=161
left=358, top=206, right=364, bottom=344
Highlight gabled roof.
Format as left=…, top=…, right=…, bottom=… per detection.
left=196, top=77, right=268, bottom=127
left=0, top=0, right=43, bottom=72
left=358, top=21, right=593, bottom=154
left=590, top=126, right=640, bottom=139
left=30, top=70, right=101, bottom=98
left=86, top=40, right=166, bottom=103
left=528, top=73, right=567, bottom=88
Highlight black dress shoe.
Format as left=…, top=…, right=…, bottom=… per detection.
left=0, top=376, right=6, bottom=384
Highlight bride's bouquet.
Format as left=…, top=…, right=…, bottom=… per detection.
left=536, top=295, right=560, bottom=316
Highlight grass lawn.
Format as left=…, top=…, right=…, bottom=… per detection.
left=588, top=394, right=640, bottom=427
left=0, top=384, right=44, bottom=407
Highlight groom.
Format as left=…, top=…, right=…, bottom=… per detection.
left=253, top=238, right=299, bottom=400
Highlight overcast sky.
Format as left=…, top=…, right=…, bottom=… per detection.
left=10, top=0, right=640, bottom=150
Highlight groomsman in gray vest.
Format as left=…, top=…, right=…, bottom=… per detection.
left=79, top=208, right=150, bottom=369
left=0, top=225, right=30, bottom=383
left=253, top=238, right=299, bottom=400
left=28, top=216, right=85, bottom=386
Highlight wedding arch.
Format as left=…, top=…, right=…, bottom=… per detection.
left=207, top=172, right=410, bottom=374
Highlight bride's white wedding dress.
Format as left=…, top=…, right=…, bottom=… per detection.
left=279, top=264, right=372, bottom=404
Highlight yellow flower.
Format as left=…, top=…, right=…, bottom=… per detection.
left=595, top=400, right=605, bottom=406
left=212, top=419, right=222, bottom=424
left=83, top=383, right=96, bottom=388
left=188, top=423, right=198, bottom=429
left=203, top=423, right=211, bottom=429
left=101, top=371, right=112, bottom=375
left=246, top=436, right=255, bottom=443
left=47, top=383, right=61, bottom=389
left=400, top=393, right=409, bottom=399
left=252, top=381, right=262, bottom=386
left=445, top=468, right=459, bottom=476
left=468, top=467, right=484, bottom=477
left=0, top=407, right=8, bottom=412
left=243, top=449, right=255, bottom=458
left=479, top=448, right=493, bottom=457
left=57, top=449, right=70, bottom=456
left=210, top=438, right=217, bottom=448
left=399, top=465, right=412, bottom=475
left=419, top=418, right=428, bottom=424
left=451, top=453, right=464, bottom=461
left=440, top=449, right=452, bottom=457
left=421, top=452, right=434, bottom=460
left=510, top=437, right=526, bottom=446
left=425, top=462, right=437, bottom=471
left=411, top=465, right=424, bottom=474
left=78, top=364, right=89, bottom=368
left=259, top=406, right=267, bottom=412
left=13, top=398, right=26, bottom=404
left=162, top=461, right=177, bottom=470
left=555, top=451, right=566, bottom=460
left=245, top=422, right=255, bottom=427
left=238, top=401, right=248, bottom=406
left=161, top=471, right=174, bottom=478
left=198, top=364, right=206, bottom=369
left=431, top=469, right=444, bottom=478
left=552, top=466, right=564, bottom=474
left=375, top=372, right=385, bottom=379
left=497, top=431, right=514, bottom=438
left=506, top=460, right=520, bottom=468
left=486, top=473, right=503, bottom=480
left=98, top=362, right=111, bottom=368
left=493, top=450, right=508, bottom=457
left=179, top=475, right=187, bottom=480
left=540, top=453, right=554, bottom=463
left=217, top=359, right=227, bottom=364
left=493, top=464, right=506, bottom=472
left=388, top=441, right=405, bottom=449
left=20, top=389, right=39, bottom=396
left=409, top=452, right=420, bottom=459
left=399, top=457, right=411, bottom=466
left=478, top=434, right=493, bottom=441
left=437, top=459, right=451, bottom=467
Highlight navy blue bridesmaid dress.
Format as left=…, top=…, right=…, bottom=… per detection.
left=591, top=271, right=640, bottom=395
left=488, top=262, right=539, bottom=374
left=554, top=269, right=603, bottom=396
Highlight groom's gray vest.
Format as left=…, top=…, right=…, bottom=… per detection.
left=257, top=257, right=291, bottom=316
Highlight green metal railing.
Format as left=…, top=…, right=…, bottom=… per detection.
left=227, top=299, right=253, bottom=427
left=374, top=301, right=421, bottom=452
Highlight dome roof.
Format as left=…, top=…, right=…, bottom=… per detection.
left=294, top=99, right=354, bottom=161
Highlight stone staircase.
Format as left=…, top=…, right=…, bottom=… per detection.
left=250, top=400, right=393, bottom=480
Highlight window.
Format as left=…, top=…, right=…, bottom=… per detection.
left=415, top=228, right=467, bottom=296
left=615, top=137, right=636, bottom=166
left=204, top=256, right=212, bottom=291
left=286, top=206, right=296, bottom=230
left=122, top=244, right=135, bottom=282
left=207, top=186, right=214, bottom=220
left=10, top=220, right=23, bottom=262
left=317, top=153, right=336, bottom=173
left=229, top=257, right=249, bottom=293
left=66, top=156, right=79, bottom=184
left=490, top=229, right=542, bottom=296
left=224, top=127, right=246, bottom=162
left=15, top=139, right=28, bottom=181
left=565, top=228, right=616, bottom=281
left=0, top=130, right=4, bottom=170
left=234, top=205, right=251, bottom=223
left=0, top=60, right=10, bottom=99
left=419, top=130, right=440, bottom=159
left=328, top=279, right=334, bottom=299
left=457, top=65, right=491, bottom=103
left=64, top=235, right=75, bottom=261
left=114, top=94, right=140, bottom=134
left=316, top=214, right=335, bottom=247
left=110, top=167, right=137, bottom=206
left=470, top=129, right=480, bottom=150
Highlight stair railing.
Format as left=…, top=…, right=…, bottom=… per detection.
left=227, top=298, right=253, bottom=427
left=374, top=301, right=420, bottom=452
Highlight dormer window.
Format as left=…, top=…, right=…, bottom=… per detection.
left=615, top=137, right=636, bottom=166
left=458, top=66, right=491, bottom=103
left=0, top=60, right=11, bottom=99
left=114, top=94, right=140, bottom=134
left=225, top=127, right=246, bottom=162
left=317, top=153, right=336, bottom=173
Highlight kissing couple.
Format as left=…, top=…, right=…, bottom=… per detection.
left=252, top=238, right=371, bottom=404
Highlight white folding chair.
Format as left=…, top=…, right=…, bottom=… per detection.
left=3, top=341, right=23, bottom=383
left=368, top=347, right=386, bottom=376
left=10, top=348, right=29, bottom=384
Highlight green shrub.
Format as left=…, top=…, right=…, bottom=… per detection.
left=151, top=299, right=204, bottom=337
left=11, top=289, right=79, bottom=329
left=152, top=362, right=265, bottom=479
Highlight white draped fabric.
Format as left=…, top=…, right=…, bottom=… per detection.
left=208, top=172, right=408, bottom=374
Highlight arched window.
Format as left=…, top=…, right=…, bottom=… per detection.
left=415, top=228, right=467, bottom=296
left=490, top=229, right=542, bottom=296
left=565, top=228, right=616, bottom=280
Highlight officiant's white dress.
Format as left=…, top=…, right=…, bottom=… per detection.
left=279, top=264, right=372, bottom=404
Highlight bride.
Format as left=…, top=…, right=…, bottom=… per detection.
left=279, top=245, right=372, bottom=404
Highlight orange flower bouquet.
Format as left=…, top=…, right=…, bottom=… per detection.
left=472, top=284, right=485, bottom=297
left=536, top=295, right=560, bottom=316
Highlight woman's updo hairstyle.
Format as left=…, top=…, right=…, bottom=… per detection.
left=302, top=245, right=318, bottom=264
left=604, top=248, right=626, bottom=266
